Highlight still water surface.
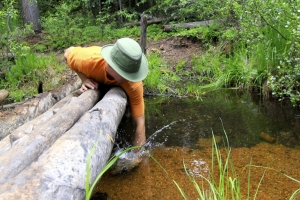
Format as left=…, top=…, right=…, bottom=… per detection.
left=96, top=89, right=300, bottom=200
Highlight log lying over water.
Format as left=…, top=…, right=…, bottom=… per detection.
left=0, top=89, right=100, bottom=184
left=0, top=87, right=127, bottom=200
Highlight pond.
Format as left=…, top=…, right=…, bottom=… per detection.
left=95, top=89, right=300, bottom=200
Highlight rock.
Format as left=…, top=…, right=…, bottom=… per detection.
left=110, top=149, right=142, bottom=175
left=260, top=132, right=276, bottom=143
left=196, top=135, right=222, bottom=147
left=0, top=90, right=9, bottom=104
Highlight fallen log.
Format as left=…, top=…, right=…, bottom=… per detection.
left=10, top=89, right=82, bottom=143
left=161, top=19, right=224, bottom=32
left=0, top=77, right=81, bottom=140
left=0, top=89, right=100, bottom=184
left=125, top=16, right=179, bottom=27
left=0, top=87, right=127, bottom=200
left=0, top=90, right=82, bottom=157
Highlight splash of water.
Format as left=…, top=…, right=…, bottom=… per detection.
left=143, top=120, right=178, bottom=150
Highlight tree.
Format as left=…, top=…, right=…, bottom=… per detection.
left=21, top=0, right=42, bottom=32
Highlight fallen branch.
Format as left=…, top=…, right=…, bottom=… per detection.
left=125, top=16, right=179, bottom=27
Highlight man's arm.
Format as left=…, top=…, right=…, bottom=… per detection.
left=132, top=115, right=146, bottom=147
left=74, top=71, right=99, bottom=92
left=64, top=46, right=99, bottom=93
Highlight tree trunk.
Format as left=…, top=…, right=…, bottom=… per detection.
left=21, top=0, right=42, bottom=32
left=140, top=15, right=147, bottom=54
left=0, top=87, right=127, bottom=200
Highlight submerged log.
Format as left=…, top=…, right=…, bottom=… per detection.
left=0, top=87, right=127, bottom=199
left=0, top=89, right=100, bottom=184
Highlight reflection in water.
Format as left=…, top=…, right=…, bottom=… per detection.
left=95, top=89, right=300, bottom=200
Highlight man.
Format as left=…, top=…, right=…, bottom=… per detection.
left=64, top=38, right=148, bottom=148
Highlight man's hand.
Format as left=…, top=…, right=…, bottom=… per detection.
left=80, top=79, right=99, bottom=92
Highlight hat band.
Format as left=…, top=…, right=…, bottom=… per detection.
left=110, top=42, right=142, bottom=73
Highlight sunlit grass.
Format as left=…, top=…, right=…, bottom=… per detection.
left=85, top=139, right=168, bottom=200
left=85, top=142, right=142, bottom=200
left=173, top=121, right=300, bottom=200
left=2, top=52, right=65, bottom=102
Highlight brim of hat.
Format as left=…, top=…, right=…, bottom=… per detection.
left=101, top=44, right=148, bottom=82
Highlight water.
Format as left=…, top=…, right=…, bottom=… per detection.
left=117, top=89, right=300, bottom=149
left=95, top=89, right=300, bottom=200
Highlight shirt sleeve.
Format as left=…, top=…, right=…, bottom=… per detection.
left=121, top=81, right=144, bottom=118
left=66, top=46, right=108, bottom=83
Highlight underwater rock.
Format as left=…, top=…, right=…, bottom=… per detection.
left=110, top=150, right=142, bottom=175
left=260, top=132, right=276, bottom=143
left=196, top=136, right=222, bottom=147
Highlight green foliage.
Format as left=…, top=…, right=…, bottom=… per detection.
left=144, top=52, right=181, bottom=95
left=85, top=139, right=141, bottom=200
left=41, top=3, right=92, bottom=50
left=146, top=0, right=224, bottom=21
left=228, top=0, right=299, bottom=106
left=147, top=24, right=172, bottom=41
left=1, top=0, right=299, bottom=106
left=2, top=52, right=65, bottom=102
left=175, top=23, right=222, bottom=44
left=0, top=0, right=32, bottom=69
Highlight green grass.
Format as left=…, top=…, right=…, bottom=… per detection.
left=85, top=137, right=168, bottom=200
left=173, top=121, right=300, bottom=200
left=2, top=52, right=65, bottom=102
left=85, top=142, right=141, bottom=200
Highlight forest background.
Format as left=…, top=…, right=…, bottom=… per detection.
left=0, top=0, right=299, bottom=107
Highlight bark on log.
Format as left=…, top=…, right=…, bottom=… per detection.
left=10, top=90, right=82, bottom=143
left=0, top=89, right=100, bottom=184
left=0, top=87, right=127, bottom=200
left=0, top=78, right=81, bottom=140
left=140, top=14, right=147, bottom=54
left=125, top=16, right=179, bottom=27
left=0, top=90, right=82, bottom=157
left=162, top=19, right=223, bottom=32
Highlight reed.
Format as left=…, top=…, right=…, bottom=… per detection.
left=173, top=121, right=300, bottom=199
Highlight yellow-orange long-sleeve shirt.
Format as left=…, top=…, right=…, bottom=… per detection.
left=66, top=46, right=144, bottom=117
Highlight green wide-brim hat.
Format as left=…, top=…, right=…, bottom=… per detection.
left=101, top=38, right=148, bottom=82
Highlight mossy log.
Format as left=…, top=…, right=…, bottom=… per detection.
left=0, top=87, right=127, bottom=199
